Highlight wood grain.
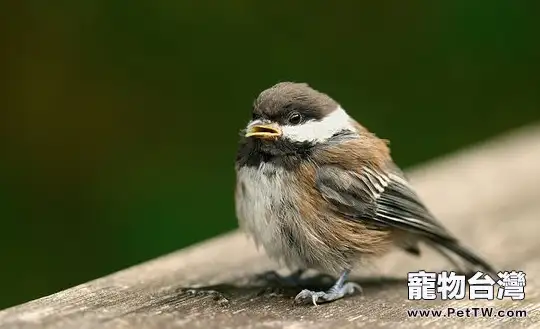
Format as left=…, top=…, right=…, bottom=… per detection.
left=1, top=124, right=540, bottom=329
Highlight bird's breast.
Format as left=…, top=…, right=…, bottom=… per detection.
left=234, top=161, right=367, bottom=274
left=235, top=163, right=302, bottom=262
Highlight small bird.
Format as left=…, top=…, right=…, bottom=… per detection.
left=234, top=82, right=495, bottom=305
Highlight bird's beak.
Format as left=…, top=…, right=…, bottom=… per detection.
left=245, top=123, right=282, bottom=140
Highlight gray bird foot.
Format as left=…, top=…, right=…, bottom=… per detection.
left=294, top=282, right=362, bottom=306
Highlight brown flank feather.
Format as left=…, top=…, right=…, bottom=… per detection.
left=290, top=124, right=396, bottom=262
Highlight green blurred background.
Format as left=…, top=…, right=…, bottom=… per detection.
left=1, top=1, right=539, bottom=310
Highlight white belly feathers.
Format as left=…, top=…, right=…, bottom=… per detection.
left=235, top=163, right=298, bottom=264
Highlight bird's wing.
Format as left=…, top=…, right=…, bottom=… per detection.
left=317, top=163, right=498, bottom=273
left=316, top=163, right=456, bottom=242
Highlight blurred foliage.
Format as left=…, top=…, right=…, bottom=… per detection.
left=0, top=0, right=539, bottom=309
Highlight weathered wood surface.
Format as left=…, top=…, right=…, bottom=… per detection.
left=1, top=125, right=540, bottom=329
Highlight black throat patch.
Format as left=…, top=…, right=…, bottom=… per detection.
left=235, top=136, right=316, bottom=170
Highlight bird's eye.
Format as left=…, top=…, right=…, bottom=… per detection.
left=287, top=112, right=302, bottom=125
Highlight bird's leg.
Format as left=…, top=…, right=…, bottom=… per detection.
left=294, top=269, right=362, bottom=306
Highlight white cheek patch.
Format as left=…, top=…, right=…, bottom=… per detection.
left=281, top=106, right=356, bottom=143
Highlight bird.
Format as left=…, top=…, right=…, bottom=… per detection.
left=234, top=82, right=495, bottom=305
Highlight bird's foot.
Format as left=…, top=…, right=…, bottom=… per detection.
left=294, top=282, right=362, bottom=306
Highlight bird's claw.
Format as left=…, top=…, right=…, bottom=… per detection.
left=294, top=282, right=362, bottom=306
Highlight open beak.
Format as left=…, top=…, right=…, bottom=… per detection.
left=245, top=123, right=282, bottom=140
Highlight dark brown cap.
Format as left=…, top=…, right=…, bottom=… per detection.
left=253, top=82, right=339, bottom=123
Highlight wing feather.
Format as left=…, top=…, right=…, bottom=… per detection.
left=316, top=163, right=496, bottom=273
left=316, top=164, right=455, bottom=241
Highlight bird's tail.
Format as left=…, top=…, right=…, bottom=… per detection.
left=427, top=237, right=497, bottom=277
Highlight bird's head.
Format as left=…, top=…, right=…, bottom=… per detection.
left=243, top=82, right=356, bottom=148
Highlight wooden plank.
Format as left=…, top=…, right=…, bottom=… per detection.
left=1, top=124, right=540, bottom=329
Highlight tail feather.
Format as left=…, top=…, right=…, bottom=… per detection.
left=427, top=238, right=496, bottom=276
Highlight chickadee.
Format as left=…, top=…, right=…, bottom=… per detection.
left=235, top=82, right=494, bottom=305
